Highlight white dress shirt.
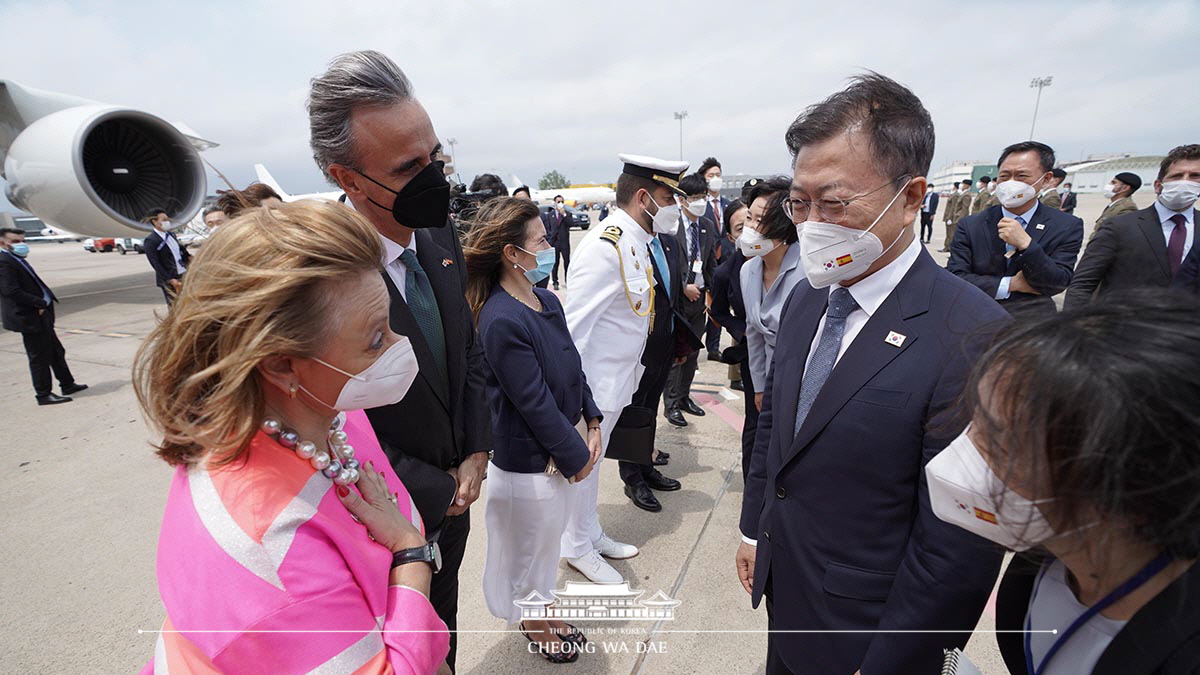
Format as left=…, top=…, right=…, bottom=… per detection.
left=164, top=232, right=186, bottom=273
left=1027, top=559, right=1126, bottom=675
left=804, top=236, right=922, bottom=372
left=342, top=194, right=416, bottom=299
left=1154, top=200, right=1195, bottom=260
left=380, top=234, right=417, bottom=300
left=680, top=213, right=706, bottom=290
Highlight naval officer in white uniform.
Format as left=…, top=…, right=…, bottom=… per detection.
left=560, top=154, right=690, bottom=583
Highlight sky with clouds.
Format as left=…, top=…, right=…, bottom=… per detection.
left=2, top=0, right=1197, bottom=213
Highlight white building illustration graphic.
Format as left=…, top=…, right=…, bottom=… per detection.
left=515, top=581, right=681, bottom=621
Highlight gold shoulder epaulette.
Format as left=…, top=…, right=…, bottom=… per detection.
left=599, top=225, right=622, bottom=246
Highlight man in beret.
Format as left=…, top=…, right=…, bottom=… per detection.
left=1096, top=171, right=1142, bottom=229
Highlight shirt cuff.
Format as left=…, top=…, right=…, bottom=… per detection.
left=996, top=276, right=1012, bottom=300
left=741, top=535, right=758, bottom=546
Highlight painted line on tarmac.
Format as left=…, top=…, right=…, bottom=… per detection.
left=630, top=393, right=747, bottom=675
left=60, top=282, right=154, bottom=300
left=692, top=391, right=744, bottom=433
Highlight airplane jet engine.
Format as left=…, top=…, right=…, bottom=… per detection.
left=1, top=80, right=206, bottom=237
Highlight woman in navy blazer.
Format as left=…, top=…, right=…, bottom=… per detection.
left=464, top=198, right=603, bottom=664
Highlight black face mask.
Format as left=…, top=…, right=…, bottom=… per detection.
left=353, top=160, right=450, bottom=229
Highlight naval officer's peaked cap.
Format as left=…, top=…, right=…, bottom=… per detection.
left=618, top=154, right=690, bottom=196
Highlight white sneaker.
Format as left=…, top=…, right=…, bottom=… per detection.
left=567, top=549, right=624, bottom=583
left=595, top=534, right=639, bottom=560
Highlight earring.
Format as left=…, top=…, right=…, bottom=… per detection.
left=289, top=383, right=297, bottom=399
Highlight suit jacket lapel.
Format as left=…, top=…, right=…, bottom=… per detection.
left=987, top=210, right=1007, bottom=264
left=1134, top=207, right=1171, bottom=280
left=779, top=253, right=934, bottom=469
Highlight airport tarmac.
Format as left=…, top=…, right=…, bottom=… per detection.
left=0, top=193, right=1114, bottom=674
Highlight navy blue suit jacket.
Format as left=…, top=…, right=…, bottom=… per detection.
left=1172, top=242, right=1200, bottom=294
left=542, top=208, right=572, bottom=250
left=740, top=249, right=1009, bottom=675
left=947, top=203, right=1083, bottom=314
left=143, top=230, right=190, bottom=288
left=921, top=191, right=939, bottom=215
left=478, top=287, right=601, bottom=478
left=709, top=251, right=747, bottom=341
left=704, top=195, right=730, bottom=234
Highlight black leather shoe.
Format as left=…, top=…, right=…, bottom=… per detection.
left=553, top=282, right=560, bottom=290
left=652, top=452, right=669, bottom=466
left=706, top=351, right=722, bottom=362
left=730, top=379, right=744, bottom=392
left=36, top=393, right=72, bottom=405
left=656, top=451, right=670, bottom=460
left=61, top=383, right=88, bottom=395
left=680, top=398, right=706, bottom=417
left=644, top=468, right=681, bottom=491
left=665, top=408, right=687, bottom=427
left=624, top=483, right=662, bottom=512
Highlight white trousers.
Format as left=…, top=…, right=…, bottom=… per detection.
left=558, top=410, right=621, bottom=559
left=483, top=462, right=574, bottom=625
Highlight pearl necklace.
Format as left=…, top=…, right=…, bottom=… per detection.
left=261, top=414, right=361, bottom=485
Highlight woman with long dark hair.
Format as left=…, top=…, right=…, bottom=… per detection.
left=463, top=198, right=603, bottom=663
left=926, top=288, right=1200, bottom=674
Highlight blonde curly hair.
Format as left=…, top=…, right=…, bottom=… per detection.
left=132, top=199, right=383, bottom=466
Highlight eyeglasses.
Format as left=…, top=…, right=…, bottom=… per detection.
left=781, top=176, right=909, bottom=224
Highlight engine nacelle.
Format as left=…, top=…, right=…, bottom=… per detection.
left=4, top=104, right=206, bottom=237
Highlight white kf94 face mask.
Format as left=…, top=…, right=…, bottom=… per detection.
left=645, top=195, right=682, bottom=234
left=1158, top=180, right=1200, bottom=212
left=924, top=428, right=1056, bottom=552
left=737, top=226, right=777, bottom=257
left=299, top=337, right=420, bottom=411
left=795, top=177, right=911, bottom=288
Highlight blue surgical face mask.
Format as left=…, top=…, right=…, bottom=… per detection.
left=516, top=246, right=555, bottom=284
left=10, top=243, right=30, bottom=258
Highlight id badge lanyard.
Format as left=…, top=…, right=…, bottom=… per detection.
left=1024, top=552, right=1172, bottom=675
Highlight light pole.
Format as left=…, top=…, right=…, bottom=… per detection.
left=1028, top=76, right=1052, bottom=140
left=446, top=137, right=458, bottom=178
left=673, top=111, right=688, bottom=160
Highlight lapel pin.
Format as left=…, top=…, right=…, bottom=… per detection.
left=885, top=331, right=907, bottom=348
left=441, top=258, right=453, bottom=267
left=1035, top=223, right=1045, bottom=230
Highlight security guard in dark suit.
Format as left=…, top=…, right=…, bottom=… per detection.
left=0, top=228, right=87, bottom=404
left=663, top=173, right=719, bottom=428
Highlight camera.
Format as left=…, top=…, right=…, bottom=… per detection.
left=448, top=185, right=501, bottom=219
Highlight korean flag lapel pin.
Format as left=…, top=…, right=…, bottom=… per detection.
left=885, top=330, right=907, bottom=348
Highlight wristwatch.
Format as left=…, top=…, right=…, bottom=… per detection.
left=392, top=541, right=442, bottom=573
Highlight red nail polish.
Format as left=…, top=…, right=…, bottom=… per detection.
left=337, top=485, right=350, bottom=498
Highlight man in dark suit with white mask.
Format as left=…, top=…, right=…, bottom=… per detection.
left=735, top=74, right=1009, bottom=675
